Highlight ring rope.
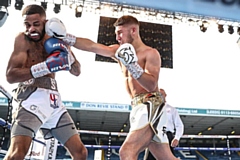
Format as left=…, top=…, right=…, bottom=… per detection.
left=0, top=85, right=13, bottom=151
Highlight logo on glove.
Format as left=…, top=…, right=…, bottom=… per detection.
left=50, top=64, right=70, bottom=72
left=117, top=46, right=135, bottom=64
left=53, top=42, right=70, bottom=53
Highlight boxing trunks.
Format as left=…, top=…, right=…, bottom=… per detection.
left=130, top=91, right=168, bottom=143
left=11, top=77, right=78, bottom=145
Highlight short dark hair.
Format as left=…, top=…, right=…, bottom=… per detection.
left=22, top=4, right=46, bottom=17
left=113, top=15, right=139, bottom=27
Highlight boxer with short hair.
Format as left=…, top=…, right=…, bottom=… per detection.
left=47, top=15, right=178, bottom=160
left=4, top=4, right=87, bottom=160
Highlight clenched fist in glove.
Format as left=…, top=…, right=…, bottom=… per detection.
left=45, top=17, right=76, bottom=46
left=30, top=37, right=74, bottom=78
left=115, top=43, right=144, bottom=79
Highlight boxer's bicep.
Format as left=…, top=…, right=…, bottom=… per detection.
left=6, top=34, right=29, bottom=83
left=9, top=35, right=28, bottom=69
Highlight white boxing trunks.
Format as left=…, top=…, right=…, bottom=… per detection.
left=11, top=77, right=78, bottom=145
left=130, top=92, right=168, bottom=143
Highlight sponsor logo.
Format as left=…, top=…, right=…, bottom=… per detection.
left=130, top=116, right=135, bottom=123
left=30, top=105, right=37, bottom=111
left=50, top=94, right=59, bottom=109
left=117, top=46, right=135, bottom=64
left=50, top=79, right=57, bottom=90
left=22, top=79, right=35, bottom=85
left=53, top=42, right=70, bottom=53
left=50, top=64, right=69, bottom=72
left=47, top=138, right=56, bottom=159
left=64, top=102, right=73, bottom=107
left=30, top=105, right=47, bottom=119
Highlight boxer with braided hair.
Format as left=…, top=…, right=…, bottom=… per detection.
left=4, top=4, right=87, bottom=160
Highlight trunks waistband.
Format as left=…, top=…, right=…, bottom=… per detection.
left=131, top=91, right=164, bottom=106
left=19, top=77, right=58, bottom=91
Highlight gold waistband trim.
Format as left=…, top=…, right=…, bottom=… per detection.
left=131, top=92, right=164, bottom=106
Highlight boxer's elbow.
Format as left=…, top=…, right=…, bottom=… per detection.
left=147, top=84, right=157, bottom=92
left=70, top=61, right=81, bottom=76
left=74, top=70, right=81, bottom=76
left=137, top=75, right=158, bottom=92
left=6, top=73, right=16, bottom=84
left=6, top=69, right=14, bottom=83
left=70, top=68, right=81, bottom=77
left=145, top=81, right=158, bottom=92
left=6, top=68, right=31, bottom=84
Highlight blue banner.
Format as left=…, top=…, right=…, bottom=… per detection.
left=80, top=102, right=131, bottom=112
left=62, top=101, right=81, bottom=108
left=0, top=97, right=8, bottom=106
left=103, top=0, right=240, bottom=21
left=1, top=97, right=240, bottom=117
left=177, top=108, right=240, bottom=117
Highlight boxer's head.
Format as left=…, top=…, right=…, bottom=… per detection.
left=114, top=15, right=140, bottom=45
left=22, top=4, right=46, bottom=42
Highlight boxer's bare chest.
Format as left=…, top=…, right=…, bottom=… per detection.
left=25, top=41, right=48, bottom=68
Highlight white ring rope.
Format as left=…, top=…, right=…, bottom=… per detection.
left=0, top=85, right=12, bottom=100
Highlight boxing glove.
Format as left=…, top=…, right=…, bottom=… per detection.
left=115, top=43, right=138, bottom=65
left=45, top=17, right=76, bottom=46
left=30, top=38, right=72, bottom=78
left=45, top=37, right=75, bottom=65
left=44, top=37, right=69, bottom=54
left=45, top=17, right=66, bottom=39
left=115, top=43, right=144, bottom=79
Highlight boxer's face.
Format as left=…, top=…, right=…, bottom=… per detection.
left=23, top=13, right=45, bottom=42
left=115, top=25, right=133, bottom=45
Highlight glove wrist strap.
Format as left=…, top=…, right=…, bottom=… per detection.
left=64, top=33, right=76, bottom=46
left=68, top=53, right=75, bottom=66
left=126, top=62, right=144, bottom=79
left=30, top=62, right=51, bottom=78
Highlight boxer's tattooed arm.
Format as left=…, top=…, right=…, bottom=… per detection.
left=69, top=60, right=81, bottom=76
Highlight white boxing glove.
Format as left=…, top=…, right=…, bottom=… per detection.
left=45, top=17, right=76, bottom=46
left=115, top=43, right=138, bottom=65
left=45, top=17, right=66, bottom=39
left=115, top=43, right=144, bottom=79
